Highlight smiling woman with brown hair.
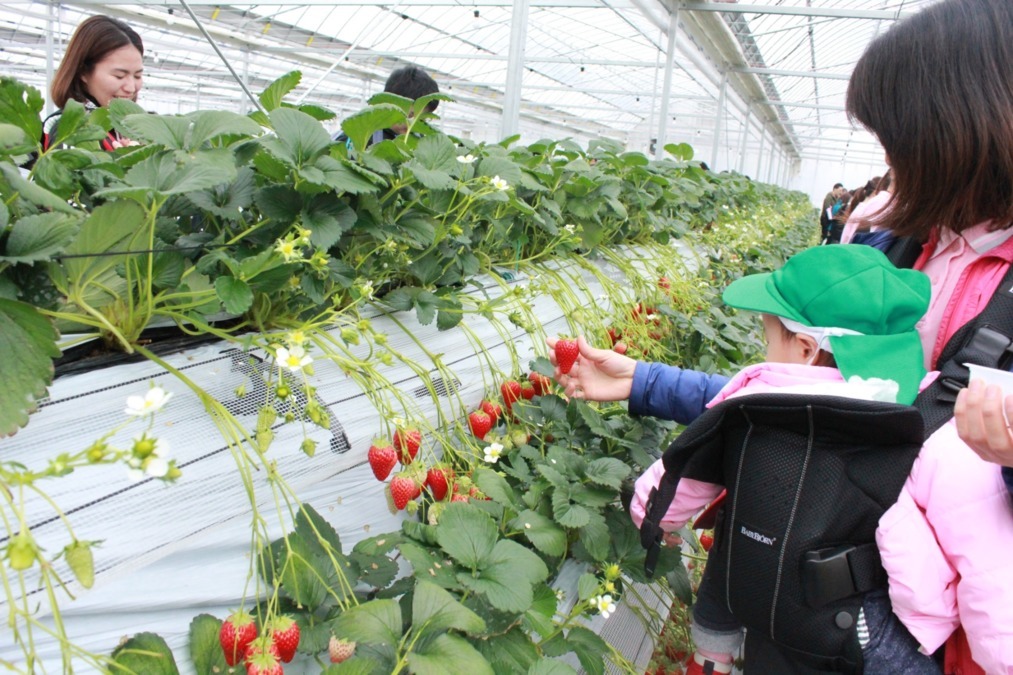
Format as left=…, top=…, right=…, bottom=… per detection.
left=45, top=15, right=144, bottom=151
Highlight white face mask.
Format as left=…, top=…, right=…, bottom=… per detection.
left=777, top=316, right=864, bottom=363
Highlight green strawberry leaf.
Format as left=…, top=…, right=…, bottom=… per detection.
left=0, top=212, right=81, bottom=264
left=0, top=299, right=60, bottom=437
left=214, top=276, right=253, bottom=315
left=332, top=599, right=401, bottom=664
left=457, top=539, right=549, bottom=613
left=474, top=467, right=520, bottom=510
left=323, top=657, right=383, bottom=674
left=474, top=628, right=540, bottom=673
left=407, top=634, right=494, bottom=675
left=578, top=513, right=611, bottom=562
left=110, top=632, right=180, bottom=674
left=188, top=614, right=228, bottom=675
left=258, top=71, right=302, bottom=113
left=584, top=457, right=630, bottom=489
left=435, top=504, right=498, bottom=568
left=527, top=659, right=577, bottom=675
left=563, top=627, right=608, bottom=675
left=511, top=510, right=566, bottom=557
left=412, top=580, right=486, bottom=638
left=577, top=573, right=599, bottom=602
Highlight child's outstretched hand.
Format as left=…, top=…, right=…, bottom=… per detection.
left=546, top=335, right=637, bottom=402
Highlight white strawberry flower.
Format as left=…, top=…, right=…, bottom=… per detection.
left=564, top=224, right=576, bottom=234
left=483, top=442, right=504, bottom=464
left=593, top=594, right=617, bottom=619
left=276, top=345, right=313, bottom=372
left=125, top=386, right=172, bottom=417
left=275, top=238, right=302, bottom=261
left=144, top=456, right=170, bottom=478
left=456, top=153, right=477, bottom=164
left=491, top=175, right=509, bottom=191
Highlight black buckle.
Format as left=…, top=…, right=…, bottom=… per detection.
left=640, top=487, right=663, bottom=578
left=802, top=545, right=858, bottom=608
left=937, top=326, right=1013, bottom=402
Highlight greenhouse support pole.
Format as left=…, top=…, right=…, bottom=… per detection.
left=655, top=8, right=680, bottom=160
left=45, top=1, right=55, bottom=116
left=756, top=126, right=766, bottom=180
left=737, top=105, right=751, bottom=174
left=710, top=73, right=727, bottom=170
left=500, top=0, right=531, bottom=140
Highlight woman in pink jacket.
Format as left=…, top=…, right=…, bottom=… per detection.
left=628, top=245, right=1013, bottom=674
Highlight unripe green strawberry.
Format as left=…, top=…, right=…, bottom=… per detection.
left=64, top=540, right=95, bottom=589
left=6, top=532, right=38, bottom=571
left=329, top=636, right=356, bottom=663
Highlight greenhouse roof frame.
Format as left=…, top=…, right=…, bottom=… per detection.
left=1, top=0, right=936, bottom=183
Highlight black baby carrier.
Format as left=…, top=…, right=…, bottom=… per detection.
left=640, top=394, right=923, bottom=673
left=639, top=258, right=1013, bottom=673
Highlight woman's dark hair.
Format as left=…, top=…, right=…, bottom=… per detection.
left=51, top=15, right=143, bottom=109
left=846, top=0, right=1013, bottom=237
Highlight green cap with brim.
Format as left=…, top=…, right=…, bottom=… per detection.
left=721, top=245, right=930, bottom=404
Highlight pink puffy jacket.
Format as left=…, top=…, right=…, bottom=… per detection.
left=629, top=362, right=1013, bottom=674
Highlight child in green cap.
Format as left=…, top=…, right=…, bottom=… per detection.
left=628, top=245, right=1013, bottom=673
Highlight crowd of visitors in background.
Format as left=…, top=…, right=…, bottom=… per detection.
left=819, top=171, right=894, bottom=247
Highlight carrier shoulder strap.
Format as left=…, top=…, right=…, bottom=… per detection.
left=914, top=259, right=1013, bottom=436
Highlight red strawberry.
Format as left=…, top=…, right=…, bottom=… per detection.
left=394, top=428, right=421, bottom=464
left=367, top=440, right=397, bottom=481
left=245, top=637, right=283, bottom=675
left=329, top=636, right=356, bottom=663
left=268, top=615, right=300, bottom=663
left=219, top=611, right=258, bottom=666
left=480, top=399, right=502, bottom=424
left=699, top=532, right=714, bottom=552
left=426, top=467, right=451, bottom=501
left=520, top=381, right=536, bottom=400
left=390, top=475, right=416, bottom=510
left=528, top=372, right=552, bottom=396
left=658, top=276, right=671, bottom=290
left=555, top=338, right=579, bottom=375
left=468, top=410, right=492, bottom=440
left=613, top=342, right=628, bottom=355
left=607, top=327, right=622, bottom=346
left=500, top=380, right=521, bottom=413
left=451, top=493, right=469, bottom=503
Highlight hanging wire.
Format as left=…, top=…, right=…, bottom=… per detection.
left=176, top=0, right=267, bottom=116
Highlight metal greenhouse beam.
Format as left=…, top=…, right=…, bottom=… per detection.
left=655, top=7, right=680, bottom=160
left=500, top=0, right=531, bottom=139
left=733, top=67, right=851, bottom=81
left=676, top=2, right=910, bottom=21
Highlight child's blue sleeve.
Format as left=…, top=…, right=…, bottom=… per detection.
left=628, top=362, right=729, bottom=426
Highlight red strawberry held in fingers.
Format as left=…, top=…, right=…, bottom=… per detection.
left=500, top=380, right=522, bottom=413
left=555, top=338, right=579, bottom=375
left=480, top=400, right=502, bottom=424
left=520, top=381, right=536, bottom=400
left=426, top=467, right=451, bottom=501
left=267, top=615, right=300, bottom=663
left=390, top=475, right=416, bottom=510
left=219, top=610, right=258, bottom=666
left=394, top=428, right=421, bottom=464
left=367, top=440, right=398, bottom=481
left=468, top=410, right=493, bottom=440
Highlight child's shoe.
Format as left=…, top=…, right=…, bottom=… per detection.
left=684, top=651, right=734, bottom=675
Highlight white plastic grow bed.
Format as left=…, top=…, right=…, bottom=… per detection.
left=0, top=242, right=698, bottom=673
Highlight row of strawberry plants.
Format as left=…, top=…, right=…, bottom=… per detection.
left=0, top=68, right=813, bottom=673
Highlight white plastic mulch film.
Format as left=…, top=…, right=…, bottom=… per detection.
left=0, top=245, right=694, bottom=673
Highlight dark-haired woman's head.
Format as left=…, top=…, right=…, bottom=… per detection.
left=847, top=0, right=1013, bottom=237
left=51, top=15, right=144, bottom=109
